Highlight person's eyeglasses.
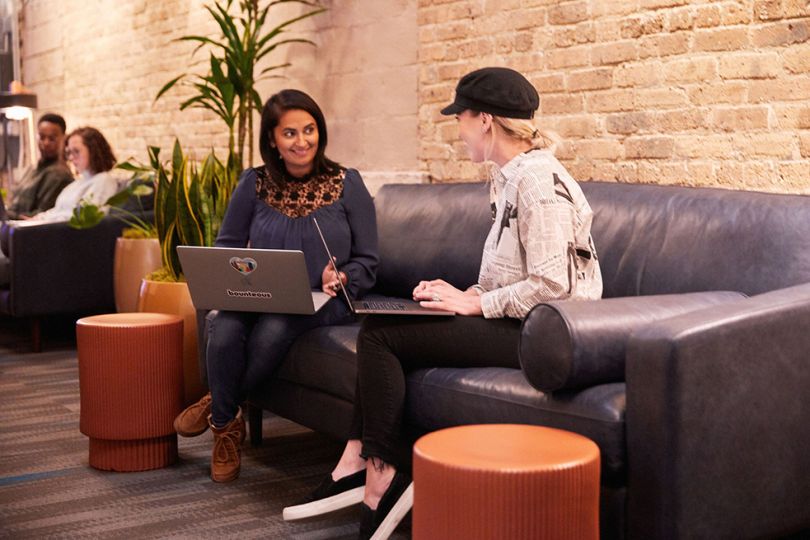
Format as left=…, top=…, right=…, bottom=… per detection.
left=65, top=148, right=82, bottom=157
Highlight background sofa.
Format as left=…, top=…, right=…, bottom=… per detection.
left=0, top=201, right=153, bottom=351
left=202, top=181, right=810, bottom=539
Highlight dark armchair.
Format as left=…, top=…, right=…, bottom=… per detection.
left=0, top=210, right=153, bottom=351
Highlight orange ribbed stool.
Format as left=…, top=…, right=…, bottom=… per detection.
left=77, top=313, right=184, bottom=472
left=413, top=424, right=600, bottom=540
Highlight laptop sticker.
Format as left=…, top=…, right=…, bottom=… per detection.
left=230, top=257, right=257, bottom=275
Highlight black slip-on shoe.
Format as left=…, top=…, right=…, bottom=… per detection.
left=357, top=472, right=414, bottom=540
left=283, top=469, right=366, bottom=521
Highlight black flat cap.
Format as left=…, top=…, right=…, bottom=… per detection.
left=440, top=67, right=539, bottom=119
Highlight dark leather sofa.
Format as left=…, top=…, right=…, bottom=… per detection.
left=0, top=209, right=152, bottom=351
left=218, top=181, right=810, bottom=539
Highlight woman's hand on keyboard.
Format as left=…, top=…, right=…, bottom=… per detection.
left=413, top=279, right=483, bottom=316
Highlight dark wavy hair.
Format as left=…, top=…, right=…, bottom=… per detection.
left=67, top=127, right=116, bottom=174
left=259, top=89, right=342, bottom=186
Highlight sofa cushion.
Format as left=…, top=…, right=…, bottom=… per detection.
left=271, top=323, right=627, bottom=483
left=371, top=181, right=810, bottom=302
left=520, top=291, right=747, bottom=392
left=405, top=367, right=627, bottom=483
left=373, top=183, right=492, bottom=298
left=273, top=323, right=361, bottom=402
left=580, top=182, right=810, bottom=298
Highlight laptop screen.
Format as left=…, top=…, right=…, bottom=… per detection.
left=312, top=217, right=354, bottom=309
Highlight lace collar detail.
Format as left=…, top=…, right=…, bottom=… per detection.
left=255, top=166, right=346, bottom=218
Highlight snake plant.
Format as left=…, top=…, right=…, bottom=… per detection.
left=152, top=140, right=239, bottom=281
left=71, top=140, right=239, bottom=281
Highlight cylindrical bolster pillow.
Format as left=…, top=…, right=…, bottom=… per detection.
left=519, top=291, right=747, bottom=392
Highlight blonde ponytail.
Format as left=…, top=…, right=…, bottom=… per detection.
left=492, top=116, right=560, bottom=155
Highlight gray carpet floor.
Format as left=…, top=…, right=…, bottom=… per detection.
left=0, top=318, right=411, bottom=539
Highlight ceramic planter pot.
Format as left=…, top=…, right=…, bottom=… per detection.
left=137, top=279, right=206, bottom=406
left=113, top=238, right=162, bottom=313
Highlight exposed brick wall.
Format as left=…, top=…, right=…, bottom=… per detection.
left=21, top=0, right=228, bottom=165
left=418, top=0, right=810, bottom=193
left=20, top=1, right=810, bottom=193
left=19, top=0, right=421, bottom=191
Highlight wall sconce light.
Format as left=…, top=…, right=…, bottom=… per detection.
left=0, top=90, right=37, bottom=116
left=0, top=86, right=38, bottom=186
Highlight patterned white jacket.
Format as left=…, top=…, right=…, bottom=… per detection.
left=475, top=149, right=603, bottom=319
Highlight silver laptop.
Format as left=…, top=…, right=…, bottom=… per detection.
left=177, top=246, right=331, bottom=315
left=313, top=218, right=454, bottom=316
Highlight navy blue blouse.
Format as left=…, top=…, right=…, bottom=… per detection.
left=215, top=167, right=379, bottom=299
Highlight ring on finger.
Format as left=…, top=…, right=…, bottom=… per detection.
left=431, top=294, right=441, bottom=302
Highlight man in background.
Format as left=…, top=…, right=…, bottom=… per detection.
left=6, top=113, right=73, bottom=219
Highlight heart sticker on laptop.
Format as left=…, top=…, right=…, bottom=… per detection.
left=229, top=257, right=257, bottom=275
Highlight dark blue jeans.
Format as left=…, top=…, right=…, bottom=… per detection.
left=348, top=314, right=522, bottom=469
left=207, top=298, right=353, bottom=426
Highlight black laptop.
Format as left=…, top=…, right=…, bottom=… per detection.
left=313, top=218, right=454, bottom=316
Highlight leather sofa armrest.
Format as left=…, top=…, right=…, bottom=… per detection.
left=625, top=282, right=810, bottom=539
left=519, top=291, right=745, bottom=392
left=3, top=217, right=127, bottom=317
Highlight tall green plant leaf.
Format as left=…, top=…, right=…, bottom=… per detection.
left=176, top=35, right=227, bottom=55
left=198, top=153, right=218, bottom=246
left=155, top=165, right=172, bottom=247
left=162, top=223, right=183, bottom=281
left=171, top=139, right=184, bottom=179
left=155, top=0, right=327, bottom=168
left=148, top=146, right=161, bottom=169
left=183, top=165, right=206, bottom=247
left=154, top=74, right=186, bottom=103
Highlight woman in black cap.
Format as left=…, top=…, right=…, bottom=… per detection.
left=282, top=67, right=603, bottom=539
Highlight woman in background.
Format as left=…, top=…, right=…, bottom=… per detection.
left=29, top=126, right=118, bottom=223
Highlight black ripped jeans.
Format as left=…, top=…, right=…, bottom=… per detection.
left=347, top=314, right=522, bottom=469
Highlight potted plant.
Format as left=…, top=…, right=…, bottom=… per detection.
left=72, top=140, right=238, bottom=404
left=130, top=141, right=238, bottom=405
left=66, top=1, right=324, bottom=402
left=156, top=0, right=326, bottom=169
left=69, top=171, right=161, bottom=313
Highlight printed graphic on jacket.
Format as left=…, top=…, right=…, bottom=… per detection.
left=496, top=201, right=518, bottom=246
left=477, top=150, right=603, bottom=319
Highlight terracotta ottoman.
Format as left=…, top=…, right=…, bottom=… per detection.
left=77, top=313, right=184, bottom=471
left=413, top=424, right=600, bottom=540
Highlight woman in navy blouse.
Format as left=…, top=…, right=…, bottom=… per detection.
left=173, top=89, right=378, bottom=483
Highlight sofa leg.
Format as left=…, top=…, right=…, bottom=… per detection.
left=248, top=403, right=263, bottom=447
left=30, top=318, right=41, bottom=353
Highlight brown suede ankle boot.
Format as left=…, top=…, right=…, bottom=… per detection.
left=173, top=392, right=213, bottom=437
left=209, top=409, right=245, bottom=483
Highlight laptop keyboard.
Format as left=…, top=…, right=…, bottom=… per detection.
left=359, top=301, right=407, bottom=311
